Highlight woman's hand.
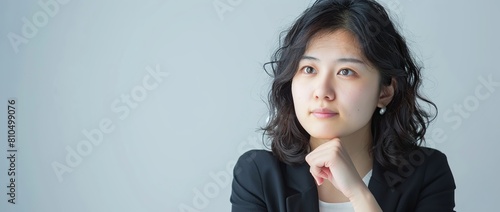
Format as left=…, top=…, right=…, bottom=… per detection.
left=305, top=138, right=364, bottom=199
left=305, top=138, right=382, bottom=211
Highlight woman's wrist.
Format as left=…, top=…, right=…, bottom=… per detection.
left=348, top=185, right=382, bottom=212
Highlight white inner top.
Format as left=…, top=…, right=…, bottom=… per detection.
left=318, top=169, right=373, bottom=212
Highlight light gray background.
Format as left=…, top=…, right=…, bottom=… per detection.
left=0, top=0, right=499, bottom=211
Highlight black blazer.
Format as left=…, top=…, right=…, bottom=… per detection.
left=230, top=147, right=455, bottom=212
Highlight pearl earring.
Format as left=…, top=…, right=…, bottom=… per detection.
left=379, top=107, right=386, bottom=115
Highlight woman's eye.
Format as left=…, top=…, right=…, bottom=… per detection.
left=303, top=66, right=316, bottom=74
left=338, top=68, right=354, bottom=76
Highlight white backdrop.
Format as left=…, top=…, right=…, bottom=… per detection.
left=0, top=0, right=499, bottom=211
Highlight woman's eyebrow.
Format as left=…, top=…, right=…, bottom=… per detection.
left=301, top=55, right=320, bottom=61
left=337, top=57, right=365, bottom=64
left=301, top=55, right=365, bottom=64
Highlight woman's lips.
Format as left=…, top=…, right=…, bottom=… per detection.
left=311, top=108, right=338, bottom=118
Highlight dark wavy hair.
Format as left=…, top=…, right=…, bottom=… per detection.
left=261, top=0, right=437, bottom=170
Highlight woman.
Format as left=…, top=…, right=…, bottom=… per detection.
left=230, top=0, right=455, bottom=211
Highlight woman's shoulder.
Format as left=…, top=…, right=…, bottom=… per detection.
left=232, top=149, right=292, bottom=189
left=414, top=146, right=454, bottom=180
left=231, top=149, right=287, bottom=209
left=402, top=146, right=450, bottom=168
left=234, top=149, right=281, bottom=171
left=380, top=147, right=456, bottom=210
left=382, top=146, right=455, bottom=189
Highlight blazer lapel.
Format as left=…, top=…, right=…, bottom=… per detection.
left=368, top=160, right=402, bottom=211
left=282, top=162, right=319, bottom=212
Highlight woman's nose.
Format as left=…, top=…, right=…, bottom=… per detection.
left=313, top=75, right=335, bottom=101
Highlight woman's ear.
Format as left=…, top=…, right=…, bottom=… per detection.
left=377, top=78, right=396, bottom=108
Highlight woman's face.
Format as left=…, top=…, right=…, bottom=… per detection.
left=291, top=29, right=388, bottom=140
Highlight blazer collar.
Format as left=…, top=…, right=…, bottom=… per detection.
left=368, top=159, right=402, bottom=212
left=282, top=162, right=319, bottom=212
left=282, top=159, right=402, bottom=212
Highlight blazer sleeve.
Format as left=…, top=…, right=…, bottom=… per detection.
left=415, top=150, right=456, bottom=212
left=230, top=150, right=268, bottom=212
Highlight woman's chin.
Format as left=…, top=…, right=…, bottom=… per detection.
left=308, top=132, right=341, bottom=140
